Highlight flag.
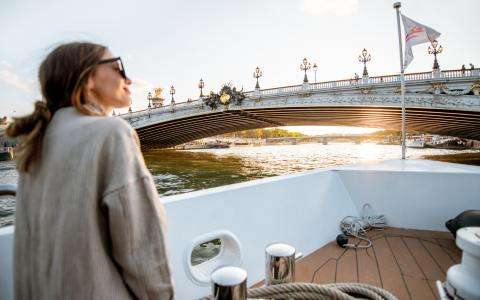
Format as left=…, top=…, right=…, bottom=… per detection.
left=401, top=14, right=441, bottom=69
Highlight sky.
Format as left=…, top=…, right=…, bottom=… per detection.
left=1, top=0, right=479, bottom=135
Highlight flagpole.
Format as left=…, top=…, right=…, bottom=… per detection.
left=394, top=2, right=406, bottom=160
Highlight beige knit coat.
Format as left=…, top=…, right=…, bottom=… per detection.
left=14, top=107, right=173, bottom=299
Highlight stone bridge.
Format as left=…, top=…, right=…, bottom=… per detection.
left=121, top=68, right=480, bottom=149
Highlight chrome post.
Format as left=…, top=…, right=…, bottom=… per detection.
left=265, top=243, right=296, bottom=286
left=211, top=266, right=247, bottom=300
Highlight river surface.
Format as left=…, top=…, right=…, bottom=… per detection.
left=1, top=143, right=480, bottom=197
left=145, top=143, right=480, bottom=196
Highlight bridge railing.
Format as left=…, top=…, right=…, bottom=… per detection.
left=442, top=68, right=474, bottom=78
left=119, top=68, right=479, bottom=118
left=369, top=74, right=399, bottom=83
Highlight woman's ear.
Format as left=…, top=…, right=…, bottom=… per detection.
left=85, top=75, right=95, bottom=92
left=83, top=75, right=96, bottom=102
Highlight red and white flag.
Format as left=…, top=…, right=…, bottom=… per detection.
left=401, top=14, right=441, bottom=69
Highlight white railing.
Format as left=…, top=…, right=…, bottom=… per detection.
left=119, top=68, right=479, bottom=118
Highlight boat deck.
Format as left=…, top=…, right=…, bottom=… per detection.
left=295, top=227, right=460, bottom=299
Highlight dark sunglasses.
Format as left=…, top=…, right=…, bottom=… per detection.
left=97, top=57, right=127, bottom=80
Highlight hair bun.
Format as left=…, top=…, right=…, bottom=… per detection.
left=34, top=101, right=51, bottom=122
left=6, top=100, right=51, bottom=138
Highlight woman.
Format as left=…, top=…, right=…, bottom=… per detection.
left=7, top=42, right=174, bottom=299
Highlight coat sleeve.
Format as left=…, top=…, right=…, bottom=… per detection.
left=100, top=120, right=173, bottom=299
left=102, top=177, right=173, bottom=299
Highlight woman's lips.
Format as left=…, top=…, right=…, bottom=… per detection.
left=124, top=88, right=131, bottom=95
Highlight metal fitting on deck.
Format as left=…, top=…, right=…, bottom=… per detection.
left=211, top=266, right=247, bottom=300
left=265, top=243, right=296, bottom=286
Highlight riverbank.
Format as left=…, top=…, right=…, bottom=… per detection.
left=423, top=151, right=480, bottom=166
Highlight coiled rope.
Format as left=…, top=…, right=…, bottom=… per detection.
left=201, top=282, right=397, bottom=299
left=339, top=203, right=386, bottom=248
left=247, top=282, right=397, bottom=299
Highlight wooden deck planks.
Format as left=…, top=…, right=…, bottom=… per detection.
left=296, top=241, right=345, bottom=282
left=312, top=259, right=337, bottom=284
left=421, top=239, right=455, bottom=273
left=373, top=237, right=410, bottom=299
left=402, top=237, right=445, bottom=281
left=256, top=227, right=458, bottom=300
left=435, top=238, right=461, bottom=264
left=386, top=237, right=435, bottom=299
left=356, top=241, right=382, bottom=287
left=336, top=247, right=358, bottom=283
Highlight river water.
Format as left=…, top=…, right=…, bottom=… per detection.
left=144, top=143, right=480, bottom=196
left=1, top=143, right=480, bottom=197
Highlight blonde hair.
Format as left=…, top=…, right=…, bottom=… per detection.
left=6, top=42, right=108, bottom=172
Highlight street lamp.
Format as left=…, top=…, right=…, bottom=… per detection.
left=146, top=92, right=152, bottom=118
left=313, top=63, right=318, bottom=83
left=198, top=78, right=205, bottom=98
left=300, top=58, right=311, bottom=83
left=147, top=92, right=152, bottom=109
left=128, top=106, right=132, bottom=113
left=170, top=85, right=176, bottom=104
left=358, top=48, right=371, bottom=77
left=253, top=66, right=263, bottom=90
left=428, top=40, right=443, bottom=70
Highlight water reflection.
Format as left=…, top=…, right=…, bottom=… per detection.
left=143, top=143, right=480, bottom=196
left=1, top=144, right=479, bottom=198
left=143, top=149, right=268, bottom=196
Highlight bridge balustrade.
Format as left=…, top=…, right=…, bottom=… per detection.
left=119, top=68, right=479, bottom=118
left=443, top=69, right=474, bottom=78
left=369, top=75, right=399, bottom=84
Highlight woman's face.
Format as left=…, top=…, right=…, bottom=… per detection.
left=86, top=50, right=132, bottom=113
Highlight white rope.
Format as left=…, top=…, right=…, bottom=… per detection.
left=339, top=203, right=386, bottom=249
left=247, top=282, right=397, bottom=299
left=201, top=282, right=398, bottom=300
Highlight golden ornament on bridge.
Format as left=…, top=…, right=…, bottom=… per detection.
left=149, top=87, right=165, bottom=108
left=154, top=87, right=163, bottom=98
left=220, top=92, right=231, bottom=104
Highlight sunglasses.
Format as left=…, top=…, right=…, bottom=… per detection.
left=97, top=57, right=127, bottom=80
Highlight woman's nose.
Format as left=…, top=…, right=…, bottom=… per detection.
left=125, top=77, right=132, bottom=85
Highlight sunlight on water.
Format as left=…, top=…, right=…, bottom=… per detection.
left=143, top=143, right=480, bottom=196
left=1, top=144, right=480, bottom=198
left=358, top=143, right=382, bottom=160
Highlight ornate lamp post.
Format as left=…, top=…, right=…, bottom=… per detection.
left=300, top=58, right=311, bottom=83
left=146, top=92, right=152, bottom=118
left=313, top=63, right=318, bottom=83
left=428, top=40, right=443, bottom=70
left=170, top=85, right=176, bottom=112
left=358, top=48, right=371, bottom=77
left=147, top=92, right=152, bottom=109
left=198, top=78, right=205, bottom=98
left=253, top=66, right=263, bottom=90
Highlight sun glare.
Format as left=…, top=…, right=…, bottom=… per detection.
left=357, top=143, right=382, bottom=160
left=282, top=126, right=383, bottom=136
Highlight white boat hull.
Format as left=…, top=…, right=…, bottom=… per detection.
left=1, top=160, right=480, bottom=299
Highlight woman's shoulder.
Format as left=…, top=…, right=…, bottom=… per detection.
left=93, top=115, right=133, bottom=134
left=50, top=107, right=134, bottom=137
left=53, top=109, right=138, bottom=148
left=91, top=117, right=139, bottom=148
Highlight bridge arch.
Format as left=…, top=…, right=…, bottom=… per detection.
left=122, top=69, right=480, bottom=149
